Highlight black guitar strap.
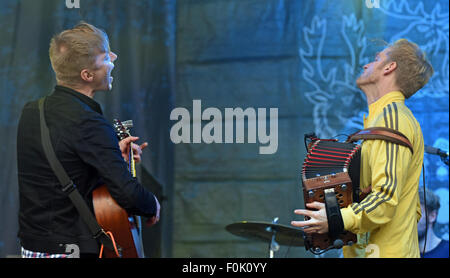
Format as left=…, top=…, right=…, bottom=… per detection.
left=38, top=97, right=121, bottom=257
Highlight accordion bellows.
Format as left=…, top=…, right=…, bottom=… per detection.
left=301, top=139, right=362, bottom=251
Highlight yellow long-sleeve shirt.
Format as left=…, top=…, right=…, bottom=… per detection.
left=341, top=91, right=424, bottom=258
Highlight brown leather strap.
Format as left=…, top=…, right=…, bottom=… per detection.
left=346, top=127, right=414, bottom=154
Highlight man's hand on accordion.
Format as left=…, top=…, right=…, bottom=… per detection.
left=291, top=202, right=328, bottom=234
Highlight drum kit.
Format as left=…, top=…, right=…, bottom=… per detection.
left=225, top=217, right=305, bottom=258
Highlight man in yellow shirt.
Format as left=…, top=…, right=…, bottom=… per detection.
left=291, top=39, right=434, bottom=258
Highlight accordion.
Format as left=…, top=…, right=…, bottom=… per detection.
left=300, top=127, right=414, bottom=253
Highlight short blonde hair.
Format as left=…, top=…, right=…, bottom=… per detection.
left=386, top=39, right=434, bottom=98
left=49, top=22, right=110, bottom=86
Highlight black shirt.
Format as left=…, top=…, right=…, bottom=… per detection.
left=17, top=85, right=157, bottom=254
left=421, top=240, right=449, bottom=258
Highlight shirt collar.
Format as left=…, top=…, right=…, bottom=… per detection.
left=365, top=91, right=404, bottom=126
left=54, top=85, right=103, bottom=115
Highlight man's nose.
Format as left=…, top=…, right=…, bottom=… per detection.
left=110, top=51, right=118, bottom=62
left=363, top=64, right=369, bottom=70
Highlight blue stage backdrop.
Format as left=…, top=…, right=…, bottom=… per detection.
left=0, top=0, right=448, bottom=258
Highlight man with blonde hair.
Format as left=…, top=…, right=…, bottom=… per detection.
left=48, top=22, right=116, bottom=92
left=292, top=39, right=434, bottom=257
left=17, top=22, right=160, bottom=258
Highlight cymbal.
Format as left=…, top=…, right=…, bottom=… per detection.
left=226, top=221, right=305, bottom=246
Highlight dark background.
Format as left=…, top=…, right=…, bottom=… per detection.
left=0, top=0, right=448, bottom=258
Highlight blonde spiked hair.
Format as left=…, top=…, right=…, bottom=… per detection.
left=49, top=22, right=110, bottom=86
left=386, top=39, right=434, bottom=99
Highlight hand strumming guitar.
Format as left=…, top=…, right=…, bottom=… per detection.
left=146, top=196, right=160, bottom=227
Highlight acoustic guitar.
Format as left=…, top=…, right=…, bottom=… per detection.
left=92, top=119, right=145, bottom=258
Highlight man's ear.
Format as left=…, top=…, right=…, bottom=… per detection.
left=80, top=69, right=94, bottom=82
left=383, top=61, right=397, bottom=75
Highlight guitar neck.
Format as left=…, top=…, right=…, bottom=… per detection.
left=129, top=144, right=136, bottom=178
left=113, top=119, right=137, bottom=178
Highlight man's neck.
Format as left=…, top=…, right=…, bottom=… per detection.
left=361, top=84, right=383, bottom=106
left=360, top=81, right=400, bottom=106
left=419, top=228, right=442, bottom=253
left=58, top=83, right=96, bottom=99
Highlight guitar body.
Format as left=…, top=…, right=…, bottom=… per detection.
left=92, top=119, right=145, bottom=258
left=93, top=184, right=144, bottom=258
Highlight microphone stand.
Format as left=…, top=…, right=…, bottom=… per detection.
left=266, top=217, right=280, bottom=258
left=441, top=155, right=449, bottom=166
left=425, top=145, right=449, bottom=166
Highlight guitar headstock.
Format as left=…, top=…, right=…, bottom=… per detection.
left=113, top=119, right=133, bottom=140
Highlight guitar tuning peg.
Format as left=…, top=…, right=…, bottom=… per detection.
left=122, top=120, right=133, bottom=129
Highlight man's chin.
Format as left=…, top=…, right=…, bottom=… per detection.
left=93, top=84, right=112, bottom=92
left=356, top=77, right=367, bottom=89
left=101, top=80, right=113, bottom=91
left=108, top=77, right=113, bottom=91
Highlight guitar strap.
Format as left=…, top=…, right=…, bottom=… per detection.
left=346, top=126, right=414, bottom=154
left=321, top=126, right=414, bottom=242
left=38, top=97, right=121, bottom=257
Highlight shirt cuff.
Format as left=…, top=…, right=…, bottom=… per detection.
left=341, top=206, right=355, bottom=232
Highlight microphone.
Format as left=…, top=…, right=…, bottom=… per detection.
left=425, top=145, right=449, bottom=158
